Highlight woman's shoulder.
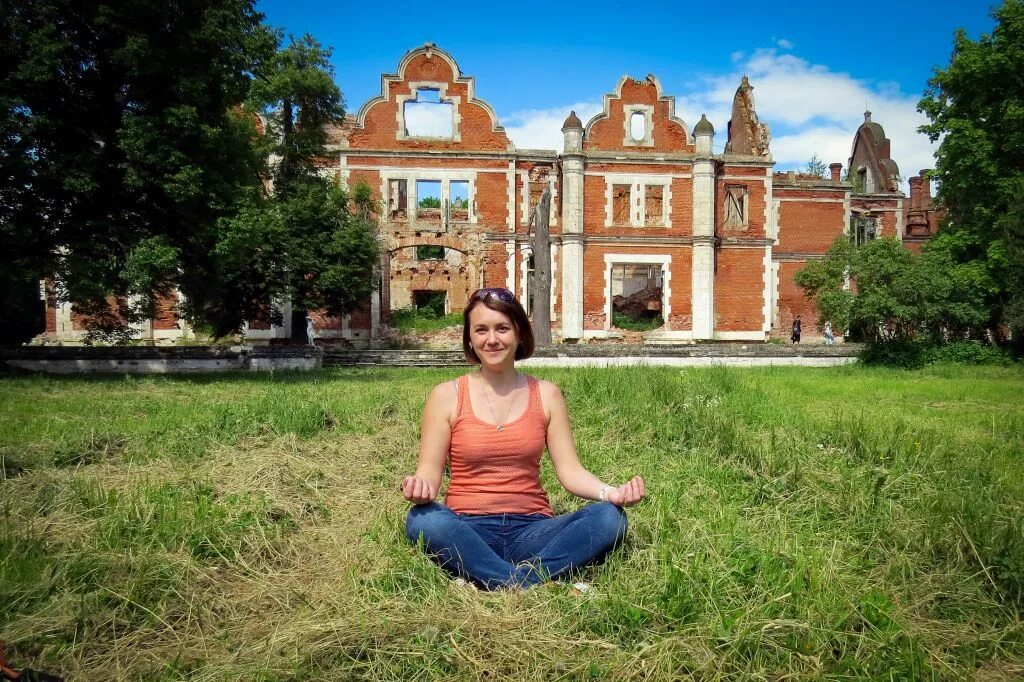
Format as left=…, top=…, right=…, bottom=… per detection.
left=521, top=374, right=565, bottom=403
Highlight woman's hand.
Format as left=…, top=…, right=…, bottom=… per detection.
left=605, top=476, right=645, bottom=507
left=402, top=475, right=438, bottom=505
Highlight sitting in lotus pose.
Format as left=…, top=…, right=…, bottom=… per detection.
left=402, top=287, right=645, bottom=590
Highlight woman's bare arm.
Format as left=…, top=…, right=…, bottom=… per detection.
left=541, top=380, right=645, bottom=506
left=402, top=381, right=456, bottom=504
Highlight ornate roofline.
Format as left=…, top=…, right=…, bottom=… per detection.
left=352, top=43, right=506, bottom=136
left=582, top=74, right=691, bottom=146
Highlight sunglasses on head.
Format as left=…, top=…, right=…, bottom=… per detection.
left=471, top=287, right=516, bottom=303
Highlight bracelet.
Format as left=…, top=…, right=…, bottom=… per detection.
left=598, top=485, right=613, bottom=502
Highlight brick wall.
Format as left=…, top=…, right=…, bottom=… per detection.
left=584, top=78, right=692, bottom=153
left=713, top=249, right=766, bottom=331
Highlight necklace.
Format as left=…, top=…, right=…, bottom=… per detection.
left=480, top=371, right=519, bottom=432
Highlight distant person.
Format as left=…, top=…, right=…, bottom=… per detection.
left=402, top=287, right=645, bottom=590
left=823, top=321, right=835, bottom=345
left=791, top=315, right=802, bottom=344
left=306, top=314, right=316, bottom=347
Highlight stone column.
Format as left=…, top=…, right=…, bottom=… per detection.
left=560, top=111, right=585, bottom=340
left=691, top=115, right=716, bottom=341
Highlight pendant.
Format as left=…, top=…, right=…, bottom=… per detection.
left=497, top=425, right=504, bottom=432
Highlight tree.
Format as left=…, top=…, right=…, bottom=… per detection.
left=803, top=155, right=829, bottom=179
left=208, top=33, right=378, bottom=338
left=1, top=0, right=276, bottom=340
left=918, top=0, right=1024, bottom=343
left=795, top=236, right=989, bottom=343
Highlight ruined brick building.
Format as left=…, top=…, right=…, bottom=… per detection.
left=42, top=44, right=941, bottom=344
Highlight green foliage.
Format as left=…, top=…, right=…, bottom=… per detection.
left=803, top=154, right=829, bottom=179
left=793, top=238, right=854, bottom=333
left=1, top=7, right=377, bottom=340
left=611, top=312, right=664, bottom=332
left=796, top=236, right=991, bottom=344
left=389, top=307, right=462, bottom=333
left=416, top=245, right=445, bottom=260
left=3, top=367, right=1024, bottom=677
left=417, top=196, right=441, bottom=209
left=1, top=0, right=275, bottom=339
left=918, top=0, right=1024, bottom=341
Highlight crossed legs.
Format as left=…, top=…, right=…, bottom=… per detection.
left=405, top=502, right=628, bottom=590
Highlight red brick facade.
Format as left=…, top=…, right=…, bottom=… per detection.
left=42, top=45, right=941, bottom=345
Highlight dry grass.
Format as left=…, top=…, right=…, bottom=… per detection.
left=2, top=365, right=1024, bottom=680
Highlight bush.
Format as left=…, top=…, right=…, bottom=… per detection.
left=922, top=341, right=1014, bottom=366
left=611, top=312, right=663, bottom=332
left=862, top=339, right=1016, bottom=368
left=388, top=307, right=462, bottom=333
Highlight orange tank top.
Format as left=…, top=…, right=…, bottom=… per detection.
left=444, top=374, right=553, bottom=516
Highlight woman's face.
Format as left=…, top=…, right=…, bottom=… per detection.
left=468, top=304, right=519, bottom=368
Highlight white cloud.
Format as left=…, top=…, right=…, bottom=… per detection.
left=496, top=49, right=938, bottom=188
left=404, top=101, right=454, bottom=138
left=776, top=38, right=794, bottom=49
left=502, top=102, right=603, bottom=152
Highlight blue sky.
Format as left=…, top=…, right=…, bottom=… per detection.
left=256, top=0, right=998, bottom=181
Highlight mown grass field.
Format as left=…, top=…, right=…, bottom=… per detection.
left=1, top=364, right=1023, bottom=680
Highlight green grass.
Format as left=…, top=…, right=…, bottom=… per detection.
left=388, top=307, right=463, bottom=334
left=2, top=365, right=1023, bottom=680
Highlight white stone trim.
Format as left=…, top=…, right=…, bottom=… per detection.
left=602, top=173, right=673, bottom=228
left=506, top=162, right=516, bottom=233
left=895, top=198, right=905, bottom=239
left=623, top=104, right=655, bottom=147
left=505, top=242, right=516, bottom=291
left=770, top=260, right=781, bottom=330
left=379, top=170, right=478, bottom=227
left=585, top=171, right=692, bottom=179
left=843, top=191, right=852, bottom=236
left=395, top=81, right=462, bottom=142
left=519, top=244, right=532, bottom=306
left=602, top=253, right=672, bottom=331
left=762, top=245, right=773, bottom=333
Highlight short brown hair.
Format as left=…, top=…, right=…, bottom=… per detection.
left=462, top=288, right=535, bottom=364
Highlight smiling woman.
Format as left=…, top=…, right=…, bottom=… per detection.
left=400, top=287, right=646, bottom=590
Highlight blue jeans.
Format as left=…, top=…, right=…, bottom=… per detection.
left=405, top=501, right=628, bottom=590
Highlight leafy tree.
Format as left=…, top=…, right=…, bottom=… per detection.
left=1, top=0, right=276, bottom=341
left=803, top=155, right=829, bottom=179
left=206, top=34, right=378, bottom=337
left=418, top=196, right=441, bottom=209
left=2, top=7, right=377, bottom=341
left=796, top=236, right=989, bottom=343
left=918, top=0, right=1024, bottom=343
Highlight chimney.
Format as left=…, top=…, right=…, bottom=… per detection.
left=908, top=175, right=924, bottom=210
left=829, top=163, right=842, bottom=182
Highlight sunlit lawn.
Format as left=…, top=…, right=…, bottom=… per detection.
left=2, top=364, right=1023, bottom=680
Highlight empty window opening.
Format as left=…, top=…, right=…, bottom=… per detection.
left=413, top=290, right=447, bottom=318
left=629, top=112, right=646, bottom=142
left=416, top=245, right=446, bottom=261
left=416, top=180, right=442, bottom=226
left=851, top=216, right=877, bottom=246
left=611, top=264, right=664, bottom=331
left=644, top=185, right=664, bottom=226
left=723, top=185, right=747, bottom=228
left=404, top=89, right=453, bottom=138
left=450, top=180, right=469, bottom=222
left=388, top=179, right=408, bottom=220
left=612, top=184, right=631, bottom=226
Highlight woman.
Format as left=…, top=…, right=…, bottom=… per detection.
left=402, top=287, right=645, bottom=590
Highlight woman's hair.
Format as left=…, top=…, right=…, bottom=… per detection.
left=462, top=288, right=535, bottom=364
